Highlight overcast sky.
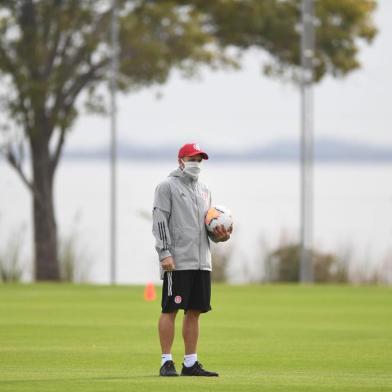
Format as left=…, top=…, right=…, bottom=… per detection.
left=67, top=0, right=392, bottom=151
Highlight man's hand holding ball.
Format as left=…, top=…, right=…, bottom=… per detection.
left=205, top=205, right=233, bottom=242
left=212, top=224, right=233, bottom=242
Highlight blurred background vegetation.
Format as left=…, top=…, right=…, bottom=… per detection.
left=0, top=0, right=382, bottom=284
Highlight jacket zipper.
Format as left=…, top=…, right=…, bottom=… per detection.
left=192, top=182, right=202, bottom=269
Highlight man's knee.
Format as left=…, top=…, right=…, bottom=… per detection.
left=160, top=310, right=178, bottom=320
left=185, top=309, right=201, bottom=319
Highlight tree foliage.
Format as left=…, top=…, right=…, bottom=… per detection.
left=175, top=0, right=377, bottom=81
left=0, top=1, right=377, bottom=145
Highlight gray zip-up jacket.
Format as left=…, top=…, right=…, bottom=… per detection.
left=152, top=167, right=218, bottom=278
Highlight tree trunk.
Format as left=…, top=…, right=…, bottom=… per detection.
left=31, top=137, right=60, bottom=281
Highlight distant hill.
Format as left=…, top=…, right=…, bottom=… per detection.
left=63, top=137, right=392, bottom=163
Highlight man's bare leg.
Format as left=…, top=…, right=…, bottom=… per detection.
left=182, top=310, right=201, bottom=355
left=158, top=311, right=178, bottom=354
left=180, top=309, right=218, bottom=376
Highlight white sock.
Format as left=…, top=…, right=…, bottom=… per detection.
left=184, top=353, right=197, bottom=368
left=161, top=353, right=173, bottom=366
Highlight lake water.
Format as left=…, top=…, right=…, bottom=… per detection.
left=1, top=160, right=391, bottom=284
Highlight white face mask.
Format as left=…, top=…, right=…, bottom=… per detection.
left=181, top=160, right=202, bottom=178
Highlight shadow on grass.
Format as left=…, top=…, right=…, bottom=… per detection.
left=0, top=375, right=181, bottom=384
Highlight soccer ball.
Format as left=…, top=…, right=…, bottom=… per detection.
left=205, top=205, right=233, bottom=232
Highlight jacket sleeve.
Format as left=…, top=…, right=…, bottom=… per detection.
left=152, top=181, right=173, bottom=261
left=206, top=190, right=220, bottom=243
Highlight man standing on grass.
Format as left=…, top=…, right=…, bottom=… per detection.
left=152, top=143, right=232, bottom=377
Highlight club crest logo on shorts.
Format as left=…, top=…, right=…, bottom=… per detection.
left=174, top=295, right=182, bottom=304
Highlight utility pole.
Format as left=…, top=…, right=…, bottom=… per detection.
left=300, top=0, right=315, bottom=283
left=110, top=0, right=119, bottom=285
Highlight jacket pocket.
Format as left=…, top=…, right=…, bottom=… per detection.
left=173, top=226, right=199, bottom=264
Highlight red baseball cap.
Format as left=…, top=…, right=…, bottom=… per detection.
left=178, top=143, right=209, bottom=160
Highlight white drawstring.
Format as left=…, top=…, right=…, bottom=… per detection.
left=167, top=271, right=172, bottom=296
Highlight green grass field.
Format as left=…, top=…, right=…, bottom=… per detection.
left=0, top=283, right=391, bottom=391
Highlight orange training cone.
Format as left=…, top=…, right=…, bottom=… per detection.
left=144, top=282, right=157, bottom=301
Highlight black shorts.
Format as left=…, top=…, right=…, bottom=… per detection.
left=161, top=270, right=211, bottom=313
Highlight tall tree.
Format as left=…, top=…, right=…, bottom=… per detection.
left=0, top=0, right=377, bottom=280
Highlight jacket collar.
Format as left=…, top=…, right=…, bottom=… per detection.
left=169, top=167, right=198, bottom=185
